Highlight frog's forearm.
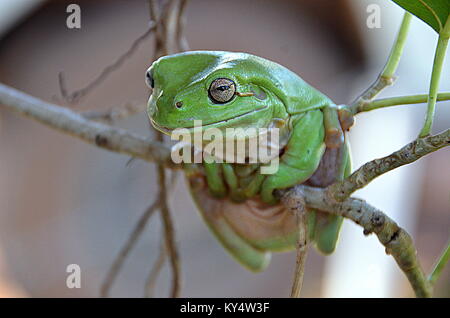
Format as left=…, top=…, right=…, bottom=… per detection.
left=323, top=106, right=344, bottom=148
left=260, top=110, right=326, bottom=204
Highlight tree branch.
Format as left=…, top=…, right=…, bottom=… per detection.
left=281, top=185, right=433, bottom=298
left=356, top=92, right=450, bottom=113
left=328, top=129, right=450, bottom=201
left=0, top=83, right=175, bottom=168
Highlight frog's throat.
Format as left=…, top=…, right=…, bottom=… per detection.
left=151, top=105, right=269, bottom=135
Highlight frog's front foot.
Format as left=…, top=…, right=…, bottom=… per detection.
left=260, top=183, right=278, bottom=205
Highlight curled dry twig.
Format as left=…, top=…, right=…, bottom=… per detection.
left=100, top=199, right=161, bottom=297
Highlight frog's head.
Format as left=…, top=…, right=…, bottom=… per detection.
left=146, top=51, right=289, bottom=134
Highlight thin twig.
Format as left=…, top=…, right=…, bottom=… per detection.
left=286, top=196, right=308, bottom=298
left=148, top=0, right=170, bottom=57
left=58, top=22, right=156, bottom=104
left=291, top=244, right=308, bottom=298
left=428, top=242, right=450, bottom=285
left=100, top=199, right=161, bottom=297
left=144, top=239, right=167, bottom=297
left=101, top=160, right=178, bottom=297
left=81, top=102, right=146, bottom=123
left=157, top=149, right=181, bottom=297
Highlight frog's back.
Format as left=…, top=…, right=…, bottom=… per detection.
left=155, top=51, right=334, bottom=114
left=219, top=51, right=335, bottom=114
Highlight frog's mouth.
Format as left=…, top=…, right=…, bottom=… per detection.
left=151, top=106, right=269, bottom=135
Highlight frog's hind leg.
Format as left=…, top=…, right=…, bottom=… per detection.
left=323, top=106, right=344, bottom=149
left=313, top=211, right=344, bottom=254
left=308, top=142, right=351, bottom=254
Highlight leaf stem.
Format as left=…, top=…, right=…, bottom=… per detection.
left=381, top=12, right=413, bottom=78
left=419, top=15, right=450, bottom=137
left=359, top=92, right=450, bottom=112
left=428, top=242, right=450, bottom=285
left=350, top=12, right=412, bottom=113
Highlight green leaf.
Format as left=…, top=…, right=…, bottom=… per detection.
left=392, top=0, right=450, bottom=33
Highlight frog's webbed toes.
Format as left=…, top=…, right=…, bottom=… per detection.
left=203, top=162, right=227, bottom=198
left=260, top=175, right=284, bottom=204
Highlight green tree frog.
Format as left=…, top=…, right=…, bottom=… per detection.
left=146, top=51, right=352, bottom=271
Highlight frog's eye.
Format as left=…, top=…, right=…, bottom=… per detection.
left=208, top=78, right=236, bottom=104
left=145, top=70, right=154, bottom=88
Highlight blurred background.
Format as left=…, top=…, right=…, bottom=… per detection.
left=0, top=0, right=448, bottom=297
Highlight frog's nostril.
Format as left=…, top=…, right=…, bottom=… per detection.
left=175, top=101, right=183, bottom=109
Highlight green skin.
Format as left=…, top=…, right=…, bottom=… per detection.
left=147, top=51, right=350, bottom=271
